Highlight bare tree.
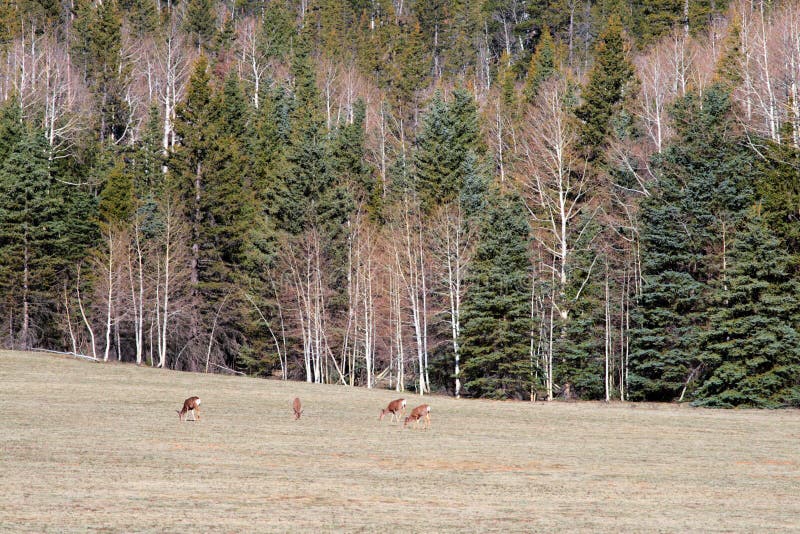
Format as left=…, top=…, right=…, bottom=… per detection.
left=154, top=191, right=191, bottom=369
left=236, top=17, right=269, bottom=109
left=520, top=78, right=596, bottom=400
left=388, top=196, right=430, bottom=395
left=428, top=203, right=476, bottom=398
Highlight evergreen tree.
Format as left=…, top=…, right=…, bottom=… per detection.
left=258, top=1, right=295, bottom=60
left=0, top=95, right=22, bottom=163
left=99, top=159, right=135, bottom=225
left=458, top=151, right=489, bottom=221
left=450, top=88, right=484, bottom=157
left=252, top=84, right=292, bottom=222
left=73, top=0, right=129, bottom=141
left=413, top=93, right=457, bottom=210
left=575, top=15, right=634, bottom=161
left=630, top=86, right=755, bottom=401
left=714, top=15, right=743, bottom=91
left=634, top=0, right=683, bottom=46
left=460, top=190, right=533, bottom=399
left=124, top=0, right=160, bottom=37
left=169, top=56, right=213, bottom=291
left=331, top=99, right=379, bottom=218
left=755, top=130, right=800, bottom=262
left=185, top=0, right=217, bottom=51
left=0, top=125, right=77, bottom=347
left=277, top=34, right=353, bottom=245
left=413, top=89, right=482, bottom=212
left=523, top=27, right=557, bottom=103
left=695, top=216, right=800, bottom=407
left=394, top=20, right=430, bottom=108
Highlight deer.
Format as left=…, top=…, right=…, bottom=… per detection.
left=177, top=396, right=201, bottom=421
left=292, top=397, right=303, bottom=420
left=379, top=398, right=407, bottom=423
left=403, top=404, right=431, bottom=430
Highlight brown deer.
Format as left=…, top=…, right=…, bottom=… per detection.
left=177, top=396, right=201, bottom=421
left=292, top=397, right=303, bottom=420
left=403, top=404, right=431, bottom=430
left=379, top=398, right=407, bottom=423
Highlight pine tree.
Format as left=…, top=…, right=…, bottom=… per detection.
left=258, top=1, right=295, bottom=60
left=252, top=85, right=292, bottom=222
left=414, top=90, right=483, bottom=212
left=185, top=0, right=217, bottom=51
left=523, top=27, right=557, bottom=103
left=0, top=125, right=73, bottom=347
left=575, top=15, right=634, bottom=161
left=714, top=15, right=743, bottom=91
left=755, top=129, right=800, bottom=262
left=99, top=159, right=135, bottom=225
left=331, top=99, right=379, bottom=218
left=630, top=86, right=755, bottom=401
left=282, top=35, right=334, bottom=233
left=460, top=190, right=533, bottom=399
left=73, top=0, right=129, bottom=141
left=695, top=216, right=800, bottom=407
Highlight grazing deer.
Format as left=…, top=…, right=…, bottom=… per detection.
left=292, top=397, right=303, bottom=420
left=379, top=398, right=407, bottom=423
left=177, top=396, right=201, bottom=421
left=403, top=404, right=431, bottom=430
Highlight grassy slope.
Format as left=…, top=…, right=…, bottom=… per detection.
left=1, top=350, right=799, bottom=532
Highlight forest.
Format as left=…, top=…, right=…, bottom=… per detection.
left=0, top=0, right=799, bottom=407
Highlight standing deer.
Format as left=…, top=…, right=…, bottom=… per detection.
left=292, top=397, right=303, bottom=420
left=404, top=404, right=431, bottom=430
left=379, top=398, right=407, bottom=423
left=177, top=396, right=201, bottom=421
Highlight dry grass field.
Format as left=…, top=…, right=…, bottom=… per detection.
left=1, top=350, right=799, bottom=532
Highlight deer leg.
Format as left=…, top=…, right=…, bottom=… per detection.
left=196, top=406, right=200, bottom=421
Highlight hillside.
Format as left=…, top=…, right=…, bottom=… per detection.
left=2, top=0, right=800, bottom=405
left=1, top=350, right=799, bottom=531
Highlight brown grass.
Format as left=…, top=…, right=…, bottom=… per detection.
left=1, top=350, right=799, bottom=532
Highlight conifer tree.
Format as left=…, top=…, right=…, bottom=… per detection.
left=714, top=16, right=743, bottom=91
left=252, top=85, right=292, bottom=222
left=73, top=0, right=129, bottom=141
left=460, top=190, right=533, bottom=399
left=575, top=15, right=634, bottom=161
left=0, top=125, right=76, bottom=347
left=185, top=0, right=217, bottom=51
left=755, top=129, right=800, bottom=262
left=394, top=20, right=430, bottom=108
left=523, top=27, right=556, bottom=103
left=413, top=93, right=456, bottom=211
left=283, top=35, right=335, bottom=233
left=125, top=0, right=159, bottom=37
left=99, top=159, right=135, bottom=225
left=630, top=86, right=755, bottom=401
left=258, top=1, right=295, bottom=60
left=696, top=216, right=800, bottom=407
left=413, top=89, right=482, bottom=212
left=331, top=99, right=378, bottom=218
left=170, top=56, right=213, bottom=289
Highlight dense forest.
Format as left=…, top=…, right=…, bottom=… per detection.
left=1, top=0, right=799, bottom=406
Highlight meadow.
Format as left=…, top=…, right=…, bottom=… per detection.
left=1, top=350, right=799, bottom=532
